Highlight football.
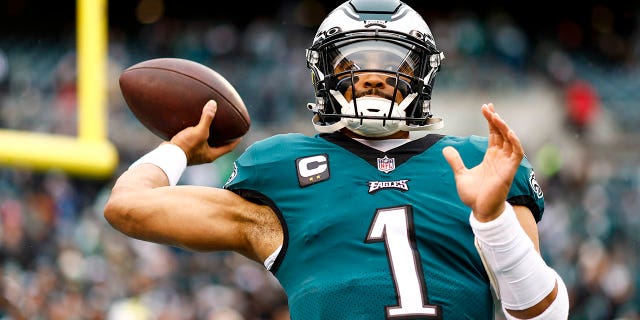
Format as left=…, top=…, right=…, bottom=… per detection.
left=119, top=58, right=250, bottom=147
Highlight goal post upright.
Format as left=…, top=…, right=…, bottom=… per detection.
left=0, top=0, right=118, bottom=179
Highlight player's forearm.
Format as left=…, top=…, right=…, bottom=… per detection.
left=505, top=284, right=558, bottom=318
left=472, top=203, right=569, bottom=319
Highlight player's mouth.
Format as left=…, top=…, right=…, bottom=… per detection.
left=356, top=89, right=395, bottom=101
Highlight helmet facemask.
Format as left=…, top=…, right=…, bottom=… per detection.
left=307, top=29, right=445, bottom=137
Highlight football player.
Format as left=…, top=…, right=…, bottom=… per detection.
left=104, top=0, right=569, bottom=318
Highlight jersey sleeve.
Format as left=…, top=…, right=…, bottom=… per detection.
left=222, top=140, right=266, bottom=201
left=508, top=155, right=545, bottom=222
left=222, top=134, right=300, bottom=207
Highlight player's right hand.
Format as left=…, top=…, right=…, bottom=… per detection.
left=170, top=100, right=242, bottom=166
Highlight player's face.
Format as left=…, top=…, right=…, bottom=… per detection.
left=331, top=42, right=417, bottom=104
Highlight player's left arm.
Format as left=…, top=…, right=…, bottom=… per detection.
left=509, top=205, right=566, bottom=319
left=444, top=103, right=569, bottom=319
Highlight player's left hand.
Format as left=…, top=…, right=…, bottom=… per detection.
left=443, top=103, right=524, bottom=222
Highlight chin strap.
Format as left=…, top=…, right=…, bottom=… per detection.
left=312, top=113, right=347, bottom=133
left=309, top=90, right=444, bottom=135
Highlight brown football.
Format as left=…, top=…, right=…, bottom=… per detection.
left=119, top=58, right=250, bottom=147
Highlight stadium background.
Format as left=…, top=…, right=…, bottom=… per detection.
left=0, top=0, right=639, bottom=318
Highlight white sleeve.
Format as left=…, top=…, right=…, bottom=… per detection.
left=471, top=202, right=569, bottom=318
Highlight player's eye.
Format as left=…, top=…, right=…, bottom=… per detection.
left=334, top=59, right=359, bottom=73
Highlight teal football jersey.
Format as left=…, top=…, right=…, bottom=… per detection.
left=224, top=132, right=545, bottom=320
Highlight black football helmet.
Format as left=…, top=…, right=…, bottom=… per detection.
left=306, top=0, right=445, bottom=137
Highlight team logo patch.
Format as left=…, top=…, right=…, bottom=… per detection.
left=223, top=162, right=238, bottom=188
left=368, top=180, right=409, bottom=194
left=529, top=171, right=544, bottom=199
left=377, top=156, right=396, bottom=173
left=296, top=154, right=330, bottom=188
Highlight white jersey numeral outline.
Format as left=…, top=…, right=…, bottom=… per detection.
left=366, top=205, right=441, bottom=319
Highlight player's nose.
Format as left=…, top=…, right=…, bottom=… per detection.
left=359, top=73, right=387, bottom=89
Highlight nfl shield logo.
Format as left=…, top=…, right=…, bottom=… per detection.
left=377, top=156, right=396, bottom=173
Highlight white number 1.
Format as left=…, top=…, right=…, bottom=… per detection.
left=366, top=206, right=441, bottom=319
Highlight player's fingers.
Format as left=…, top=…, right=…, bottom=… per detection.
left=196, top=100, right=217, bottom=133
left=483, top=103, right=524, bottom=161
left=443, top=146, right=466, bottom=175
left=486, top=103, right=514, bottom=142
left=493, top=110, right=521, bottom=154
left=482, top=103, right=496, bottom=122
left=491, top=112, right=513, bottom=153
left=508, top=128, right=524, bottom=158
left=491, top=111, right=524, bottom=160
left=482, top=104, right=504, bottom=148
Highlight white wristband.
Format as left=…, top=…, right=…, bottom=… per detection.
left=129, top=144, right=187, bottom=186
left=503, top=270, right=569, bottom=320
left=470, top=202, right=556, bottom=310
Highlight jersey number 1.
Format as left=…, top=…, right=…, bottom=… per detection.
left=366, top=205, right=442, bottom=319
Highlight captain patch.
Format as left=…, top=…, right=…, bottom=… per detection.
left=296, top=154, right=330, bottom=187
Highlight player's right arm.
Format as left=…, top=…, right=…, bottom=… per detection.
left=103, top=100, right=283, bottom=264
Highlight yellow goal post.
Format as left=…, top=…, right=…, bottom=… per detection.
left=0, top=0, right=118, bottom=179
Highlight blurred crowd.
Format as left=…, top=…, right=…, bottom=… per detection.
left=1, top=1, right=640, bottom=319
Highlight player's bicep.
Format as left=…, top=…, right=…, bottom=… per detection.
left=105, top=183, right=253, bottom=254
left=154, top=186, right=257, bottom=250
